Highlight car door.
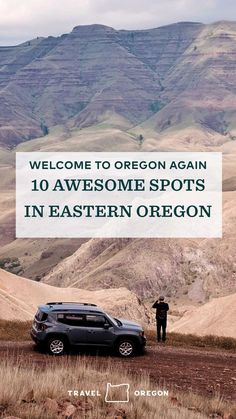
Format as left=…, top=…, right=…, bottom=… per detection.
left=84, top=314, right=114, bottom=346
left=57, top=312, right=87, bottom=344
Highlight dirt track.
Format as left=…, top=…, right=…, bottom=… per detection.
left=1, top=341, right=236, bottom=402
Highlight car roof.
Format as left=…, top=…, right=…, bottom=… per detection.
left=38, top=302, right=105, bottom=314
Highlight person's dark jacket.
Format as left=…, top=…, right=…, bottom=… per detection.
left=152, top=301, right=169, bottom=320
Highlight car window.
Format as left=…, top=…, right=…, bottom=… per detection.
left=85, top=314, right=107, bottom=328
left=57, top=313, right=86, bottom=326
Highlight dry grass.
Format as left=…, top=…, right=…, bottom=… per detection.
left=0, top=357, right=234, bottom=419
left=0, top=320, right=31, bottom=341
left=0, top=321, right=235, bottom=418
left=146, top=329, right=236, bottom=352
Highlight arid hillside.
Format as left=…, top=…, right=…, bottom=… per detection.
left=42, top=190, right=236, bottom=302
left=0, top=135, right=236, bottom=290
left=0, top=269, right=151, bottom=324
left=170, top=293, right=236, bottom=338
left=0, top=21, right=236, bottom=146
left=1, top=268, right=236, bottom=339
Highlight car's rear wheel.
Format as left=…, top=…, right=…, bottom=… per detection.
left=116, top=339, right=135, bottom=357
left=47, top=337, right=66, bottom=355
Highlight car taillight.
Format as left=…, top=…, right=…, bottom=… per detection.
left=139, top=331, right=145, bottom=337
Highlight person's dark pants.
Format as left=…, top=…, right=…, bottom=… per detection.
left=156, top=319, right=167, bottom=342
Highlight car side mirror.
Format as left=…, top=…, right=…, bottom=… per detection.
left=104, top=323, right=110, bottom=329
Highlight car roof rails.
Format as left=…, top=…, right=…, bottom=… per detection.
left=46, top=302, right=97, bottom=306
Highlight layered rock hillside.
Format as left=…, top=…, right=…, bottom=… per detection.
left=0, top=21, right=236, bottom=146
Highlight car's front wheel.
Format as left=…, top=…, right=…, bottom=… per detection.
left=47, top=337, right=66, bottom=355
left=116, top=339, right=135, bottom=357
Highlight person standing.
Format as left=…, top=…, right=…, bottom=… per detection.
left=152, top=296, right=169, bottom=342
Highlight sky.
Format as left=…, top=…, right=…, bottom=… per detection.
left=0, top=0, right=235, bottom=45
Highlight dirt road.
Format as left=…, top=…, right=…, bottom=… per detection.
left=1, top=341, right=235, bottom=402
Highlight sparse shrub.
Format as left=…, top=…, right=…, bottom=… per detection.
left=40, top=251, right=53, bottom=260
left=0, top=258, right=22, bottom=275
left=229, top=133, right=236, bottom=141
left=149, top=100, right=164, bottom=113
left=0, top=257, right=10, bottom=268
left=138, top=134, right=144, bottom=146
left=40, top=122, right=49, bottom=136
left=11, top=260, right=20, bottom=267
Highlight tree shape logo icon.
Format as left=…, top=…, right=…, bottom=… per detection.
left=105, top=383, right=130, bottom=403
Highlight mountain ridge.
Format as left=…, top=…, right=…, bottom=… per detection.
left=1, top=20, right=235, bottom=146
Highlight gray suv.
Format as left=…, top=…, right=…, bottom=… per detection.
left=31, top=302, right=146, bottom=357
